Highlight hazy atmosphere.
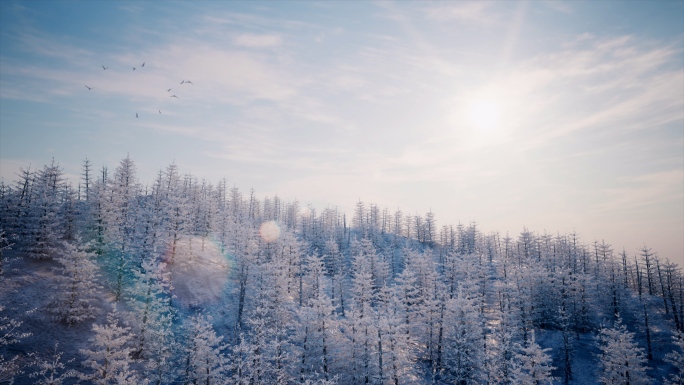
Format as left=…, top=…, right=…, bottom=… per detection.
left=1, top=0, right=682, bottom=265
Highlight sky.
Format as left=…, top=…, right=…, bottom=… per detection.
left=1, top=1, right=683, bottom=266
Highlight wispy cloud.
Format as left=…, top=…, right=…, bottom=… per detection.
left=592, top=170, right=684, bottom=213
left=233, top=33, right=282, bottom=48
left=541, top=1, right=573, bottom=14
left=423, top=2, right=499, bottom=26
left=203, top=11, right=311, bottom=31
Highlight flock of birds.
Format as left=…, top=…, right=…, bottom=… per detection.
left=84, top=62, right=193, bottom=118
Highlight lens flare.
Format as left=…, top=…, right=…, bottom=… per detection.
left=259, top=220, right=280, bottom=243
left=162, top=235, right=230, bottom=307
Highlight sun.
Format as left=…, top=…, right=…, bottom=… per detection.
left=468, top=100, right=500, bottom=130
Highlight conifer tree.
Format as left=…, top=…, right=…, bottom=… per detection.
left=597, top=317, right=650, bottom=385
left=79, top=310, right=142, bottom=385
left=510, top=333, right=555, bottom=385
left=442, top=288, right=485, bottom=384
left=127, top=259, right=175, bottom=363
left=49, top=239, right=102, bottom=324
left=105, top=156, right=141, bottom=301
left=0, top=228, right=13, bottom=277
left=29, top=342, right=76, bottom=385
left=664, top=332, right=684, bottom=385
left=0, top=305, right=32, bottom=384
left=182, top=313, right=229, bottom=385
left=22, top=161, right=64, bottom=259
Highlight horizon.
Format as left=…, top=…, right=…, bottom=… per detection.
left=1, top=1, right=682, bottom=266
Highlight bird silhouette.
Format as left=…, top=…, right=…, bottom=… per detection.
left=184, top=80, right=193, bottom=85
left=180, top=80, right=185, bottom=84
left=133, top=67, right=136, bottom=71
left=141, top=62, right=145, bottom=67
left=136, top=113, right=139, bottom=118
left=170, top=95, right=179, bottom=99
left=85, top=85, right=93, bottom=90
left=159, top=110, right=161, bottom=114
left=102, top=65, right=108, bottom=70
left=167, top=88, right=172, bottom=92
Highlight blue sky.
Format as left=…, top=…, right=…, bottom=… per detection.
left=1, top=1, right=683, bottom=265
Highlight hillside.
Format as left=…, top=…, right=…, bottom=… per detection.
left=1, top=157, right=683, bottom=385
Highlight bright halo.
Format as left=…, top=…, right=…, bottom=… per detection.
left=469, top=100, right=500, bottom=130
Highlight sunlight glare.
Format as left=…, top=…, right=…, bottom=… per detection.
left=469, top=100, right=500, bottom=130
left=259, top=220, right=280, bottom=243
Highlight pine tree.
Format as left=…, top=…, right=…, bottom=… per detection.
left=182, top=313, right=229, bottom=385
left=377, top=284, right=417, bottom=385
left=510, top=333, right=555, bottom=385
left=0, top=227, right=13, bottom=277
left=597, top=317, right=650, bottom=385
left=22, top=161, right=64, bottom=259
left=128, top=259, right=174, bottom=357
left=300, top=254, right=339, bottom=382
left=29, top=342, right=76, bottom=385
left=79, top=310, right=142, bottom=384
left=664, top=332, right=684, bottom=385
left=486, top=308, right=516, bottom=385
left=442, top=288, right=485, bottom=384
left=104, top=156, right=142, bottom=301
left=49, top=239, right=102, bottom=324
left=0, top=305, right=32, bottom=384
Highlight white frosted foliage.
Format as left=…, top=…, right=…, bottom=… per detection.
left=49, top=239, right=102, bottom=324
left=597, top=318, right=651, bottom=385
left=79, top=310, right=143, bottom=385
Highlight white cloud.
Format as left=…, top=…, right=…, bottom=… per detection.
left=233, top=34, right=283, bottom=48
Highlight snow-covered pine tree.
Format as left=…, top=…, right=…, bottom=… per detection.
left=235, top=237, right=259, bottom=333
left=0, top=305, right=32, bottom=384
left=377, top=283, right=417, bottom=384
left=60, top=183, right=78, bottom=241
left=663, top=331, right=684, bottom=385
left=128, top=259, right=173, bottom=354
left=596, top=317, right=650, bottom=385
left=441, top=287, right=485, bottom=384
left=299, top=254, right=339, bottom=382
left=229, top=333, right=253, bottom=385
left=323, top=238, right=346, bottom=313
left=0, top=179, right=18, bottom=236
left=29, top=342, right=76, bottom=385
left=182, top=313, right=229, bottom=385
left=485, top=308, right=517, bottom=385
left=105, top=156, right=142, bottom=301
left=79, top=310, right=142, bottom=385
left=510, top=332, right=555, bottom=385
left=22, top=161, right=64, bottom=259
left=0, top=227, right=13, bottom=276
left=88, top=165, right=109, bottom=255
left=48, top=239, right=102, bottom=324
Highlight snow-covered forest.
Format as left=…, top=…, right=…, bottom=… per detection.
left=1, top=156, right=683, bottom=385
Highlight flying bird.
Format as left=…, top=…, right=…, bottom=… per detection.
left=167, top=88, right=172, bottom=92
left=180, top=80, right=185, bottom=84
left=133, top=67, right=136, bottom=71
left=84, top=85, right=93, bottom=90
left=136, top=113, right=139, bottom=118
left=102, top=65, right=108, bottom=70
left=141, top=62, right=145, bottom=67
left=170, top=95, right=179, bottom=98
left=159, top=110, right=161, bottom=114
left=184, top=80, right=193, bottom=85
